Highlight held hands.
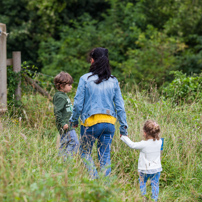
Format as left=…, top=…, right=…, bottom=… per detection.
left=120, top=134, right=128, bottom=137
left=63, top=124, right=69, bottom=130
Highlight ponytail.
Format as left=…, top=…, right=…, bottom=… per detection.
left=88, top=47, right=114, bottom=84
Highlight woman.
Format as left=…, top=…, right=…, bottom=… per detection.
left=70, top=47, right=128, bottom=179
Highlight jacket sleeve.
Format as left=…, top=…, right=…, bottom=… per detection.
left=121, top=136, right=144, bottom=150
left=70, top=76, right=85, bottom=126
left=54, top=97, right=67, bottom=128
left=113, top=79, right=128, bottom=135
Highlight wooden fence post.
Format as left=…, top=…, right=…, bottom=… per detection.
left=0, top=23, right=7, bottom=114
left=12, top=51, right=21, bottom=101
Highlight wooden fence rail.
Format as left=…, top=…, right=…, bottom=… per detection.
left=24, top=75, right=52, bottom=102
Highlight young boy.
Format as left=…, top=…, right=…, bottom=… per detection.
left=53, top=71, right=79, bottom=157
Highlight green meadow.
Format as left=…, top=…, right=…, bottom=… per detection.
left=1, top=87, right=201, bottom=202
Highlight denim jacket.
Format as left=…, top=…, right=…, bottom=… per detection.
left=70, top=73, right=128, bottom=135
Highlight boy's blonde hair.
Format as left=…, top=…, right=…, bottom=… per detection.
left=143, top=120, right=160, bottom=141
left=54, top=71, right=73, bottom=90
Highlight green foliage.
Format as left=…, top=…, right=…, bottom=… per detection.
left=0, top=125, right=122, bottom=201
left=38, top=0, right=202, bottom=85
left=7, top=66, right=21, bottom=106
left=0, top=0, right=110, bottom=68
left=121, top=26, right=186, bottom=85
left=1, top=0, right=202, bottom=86
left=164, top=1, right=202, bottom=38
left=132, top=0, right=174, bottom=30
left=177, top=49, right=202, bottom=75
left=39, top=14, right=97, bottom=82
left=1, top=86, right=202, bottom=201
left=162, top=71, right=202, bottom=104
left=0, top=91, right=123, bottom=201
left=7, top=62, right=53, bottom=116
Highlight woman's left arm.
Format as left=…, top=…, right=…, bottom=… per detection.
left=70, top=77, right=86, bottom=126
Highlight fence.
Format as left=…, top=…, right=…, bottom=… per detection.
left=0, top=23, right=22, bottom=114
left=0, top=23, right=22, bottom=130
left=0, top=23, right=54, bottom=129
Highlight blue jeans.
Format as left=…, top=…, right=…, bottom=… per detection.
left=80, top=123, right=115, bottom=179
left=139, top=172, right=161, bottom=201
left=59, top=129, right=79, bottom=158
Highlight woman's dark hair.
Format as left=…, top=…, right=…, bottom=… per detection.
left=88, top=47, right=114, bottom=84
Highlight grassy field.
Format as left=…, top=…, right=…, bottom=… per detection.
left=0, top=88, right=202, bottom=201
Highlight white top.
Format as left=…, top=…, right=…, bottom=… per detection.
left=121, top=136, right=162, bottom=171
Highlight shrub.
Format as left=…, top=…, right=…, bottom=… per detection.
left=162, top=71, right=202, bottom=104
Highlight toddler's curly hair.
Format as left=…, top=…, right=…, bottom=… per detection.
left=54, top=71, right=73, bottom=90
left=143, top=120, right=160, bottom=141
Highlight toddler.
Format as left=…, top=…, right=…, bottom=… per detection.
left=121, top=120, right=163, bottom=201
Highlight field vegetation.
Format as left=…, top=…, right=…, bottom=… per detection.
left=1, top=0, right=202, bottom=201
left=1, top=82, right=202, bottom=201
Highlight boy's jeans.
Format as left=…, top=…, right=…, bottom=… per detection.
left=80, top=123, right=115, bottom=179
left=139, top=172, right=161, bottom=201
left=59, top=129, right=79, bottom=158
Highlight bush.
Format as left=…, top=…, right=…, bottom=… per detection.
left=162, top=71, right=202, bottom=104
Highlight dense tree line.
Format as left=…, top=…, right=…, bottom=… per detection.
left=1, top=0, right=202, bottom=86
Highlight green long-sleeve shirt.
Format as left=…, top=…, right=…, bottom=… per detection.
left=53, top=91, right=73, bottom=133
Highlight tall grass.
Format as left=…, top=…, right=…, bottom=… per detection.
left=0, top=88, right=202, bottom=201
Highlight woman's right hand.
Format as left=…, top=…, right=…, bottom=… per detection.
left=69, top=121, right=78, bottom=128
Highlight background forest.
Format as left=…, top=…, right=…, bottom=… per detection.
left=1, top=0, right=202, bottom=86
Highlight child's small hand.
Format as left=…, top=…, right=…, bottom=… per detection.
left=120, top=134, right=122, bottom=137
left=63, top=124, right=69, bottom=130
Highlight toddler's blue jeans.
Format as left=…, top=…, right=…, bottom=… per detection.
left=59, top=129, right=79, bottom=158
left=80, top=123, right=115, bottom=179
left=139, top=172, right=161, bottom=201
